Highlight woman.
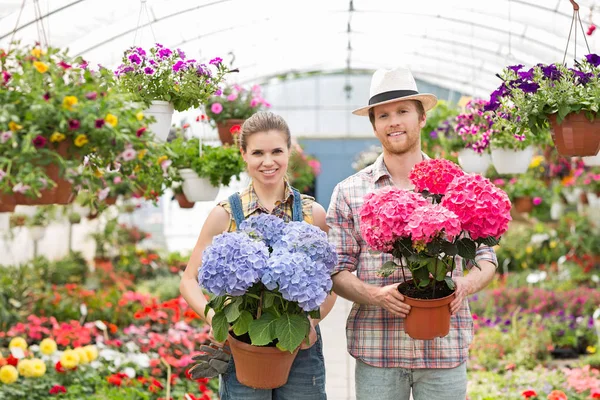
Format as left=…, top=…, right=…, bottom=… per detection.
left=180, top=111, right=336, bottom=399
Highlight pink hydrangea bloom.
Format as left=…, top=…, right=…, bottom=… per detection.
left=359, top=187, right=428, bottom=251
left=441, top=174, right=512, bottom=240
left=409, top=159, right=464, bottom=194
left=404, top=204, right=462, bottom=244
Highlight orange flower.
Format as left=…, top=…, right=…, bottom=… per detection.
left=547, top=391, right=567, bottom=400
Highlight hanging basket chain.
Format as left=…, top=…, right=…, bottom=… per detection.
left=563, top=0, right=592, bottom=65
left=132, top=0, right=158, bottom=46
left=8, top=0, right=28, bottom=51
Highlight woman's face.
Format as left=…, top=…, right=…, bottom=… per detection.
left=241, top=130, right=290, bottom=186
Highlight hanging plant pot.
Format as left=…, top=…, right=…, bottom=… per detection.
left=175, top=192, right=195, bottom=209
left=216, top=119, right=245, bottom=145
left=0, top=193, right=16, bottom=213
left=548, top=113, right=600, bottom=157
left=587, top=192, right=600, bottom=207
left=582, top=152, right=600, bottom=167
left=146, top=101, right=174, bottom=142
left=179, top=168, right=219, bottom=202
left=227, top=333, right=300, bottom=389
left=29, top=226, right=46, bottom=241
left=398, top=280, right=455, bottom=340
left=104, top=196, right=117, bottom=205
left=457, top=149, right=491, bottom=174
left=550, top=200, right=565, bottom=220
left=514, top=196, right=534, bottom=213
left=491, top=146, right=534, bottom=174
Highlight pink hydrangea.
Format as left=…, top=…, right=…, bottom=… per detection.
left=404, top=204, right=462, bottom=244
left=409, top=159, right=464, bottom=194
left=359, top=186, right=428, bottom=251
left=441, top=174, right=512, bottom=240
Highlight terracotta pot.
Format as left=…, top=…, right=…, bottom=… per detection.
left=227, top=333, right=299, bottom=389
left=175, top=192, right=195, bottom=208
left=400, top=282, right=455, bottom=340
left=0, top=193, right=16, bottom=213
left=548, top=112, right=600, bottom=157
left=104, top=196, right=117, bottom=205
left=514, top=196, right=534, bottom=213
left=216, top=119, right=245, bottom=145
left=580, top=191, right=589, bottom=205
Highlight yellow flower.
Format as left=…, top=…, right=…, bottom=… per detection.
left=156, top=155, right=168, bottom=165
left=549, top=241, right=557, bottom=249
left=521, top=262, right=528, bottom=269
left=136, top=112, right=144, bottom=121
left=0, top=365, right=18, bottom=384
left=60, top=349, right=80, bottom=370
left=525, top=246, right=533, bottom=254
left=94, top=168, right=104, bottom=178
left=134, top=165, right=141, bottom=172
left=30, top=359, right=46, bottom=378
left=74, top=134, right=88, bottom=147
left=62, top=96, right=78, bottom=111
left=17, top=359, right=34, bottom=378
left=30, top=48, right=42, bottom=58
left=39, top=338, right=57, bottom=355
left=137, top=149, right=148, bottom=160
left=8, top=121, right=22, bottom=132
left=83, top=345, right=98, bottom=362
left=33, top=61, right=49, bottom=73
left=73, top=347, right=89, bottom=364
left=588, top=345, right=597, bottom=354
left=529, top=155, right=544, bottom=169
left=50, top=132, right=66, bottom=143
left=105, top=113, right=118, bottom=127
left=9, top=337, right=28, bottom=351
left=174, top=85, right=180, bottom=92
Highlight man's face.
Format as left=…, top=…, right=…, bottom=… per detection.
left=371, top=100, right=426, bottom=155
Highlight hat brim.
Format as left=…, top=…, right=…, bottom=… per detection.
left=352, top=93, right=438, bottom=116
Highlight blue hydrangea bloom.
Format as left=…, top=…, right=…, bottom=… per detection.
left=198, top=231, right=269, bottom=296
left=274, top=221, right=338, bottom=270
left=239, top=214, right=287, bottom=247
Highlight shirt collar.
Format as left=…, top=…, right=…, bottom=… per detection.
left=372, top=151, right=431, bottom=183
left=246, top=180, right=294, bottom=216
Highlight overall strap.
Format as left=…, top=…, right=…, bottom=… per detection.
left=228, top=193, right=245, bottom=230
left=291, top=187, right=304, bottom=222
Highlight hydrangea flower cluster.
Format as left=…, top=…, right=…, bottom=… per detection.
left=239, top=213, right=287, bottom=247
left=441, top=173, right=512, bottom=240
left=275, top=222, right=338, bottom=267
left=359, top=187, right=429, bottom=251
left=404, top=204, right=462, bottom=245
left=198, top=231, right=269, bottom=296
left=409, top=159, right=464, bottom=194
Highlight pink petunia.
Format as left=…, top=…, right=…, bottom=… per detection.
left=211, top=103, right=223, bottom=114
left=120, top=148, right=137, bottom=161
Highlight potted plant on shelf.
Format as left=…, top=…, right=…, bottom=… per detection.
left=172, top=183, right=195, bottom=209
left=487, top=57, right=600, bottom=157
left=115, top=44, right=230, bottom=141
left=500, top=174, right=550, bottom=214
left=359, top=159, right=511, bottom=340
left=453, top=99, right=495, bottom=174
left=168, top=137, right=244, bottom=202
left=288, top=143, right=320, bottom=196
left=204, top=84, right=271, bottom=145
left=199, top=213, right=337, bottom=389
left=421, top=100, right=460, bottom=158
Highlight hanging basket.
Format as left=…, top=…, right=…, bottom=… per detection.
left=514, top=196, right=534, bottom=213
left=582, top=152, right=600, bottom=167
left=179, top=169, right=220, bottom=202
left=548, top=113, right=600, bottom=157
left=491, top=146, right=534, bottom=174
left=457, top=149, right=491, bottom=174
left=146, top=101, right=174, bottom=142
left=216, top=119, right=245, bottom=145
left=0, top=193, right=16, bottom=213
left=399, top=280, right=455, bottom=340
left=227, top=334, right=300, bottom=389
left=175, top=192, right=195, bottom=209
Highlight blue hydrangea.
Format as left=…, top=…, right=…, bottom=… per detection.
left=198, top=231, right=269, bottom=296
left=239, top=214, right=287, bottom=247
left=274, top=221, right=338, bottom=270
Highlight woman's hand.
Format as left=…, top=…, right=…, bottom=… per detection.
left=300, top=320, right=318, bottom=350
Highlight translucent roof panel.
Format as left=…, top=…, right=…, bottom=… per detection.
left=2, top=0, right=600, bottom=97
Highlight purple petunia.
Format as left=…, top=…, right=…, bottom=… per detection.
left=177, top=48, right=186, bottom=59
left=128, top=54, right=142, bottom=65
left=518, top=81, right=540, bottom=93
left=210, top=57, right=223, bottom=66
left=541, top=64, right=561, bottom=81
left=158, top=48, right=173, bottom=59
left=172, top=60, right=186, bottom=72
left=144, top=67, right=155, bottom=75
left=585, top=53, right=600, bottom=67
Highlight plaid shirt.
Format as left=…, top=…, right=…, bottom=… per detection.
left=218, top=181, right=315, bottom=231
left=326, top=154, right=497, bottom=369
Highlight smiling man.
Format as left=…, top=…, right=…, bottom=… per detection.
left=326, top=67, right=498, bottom=400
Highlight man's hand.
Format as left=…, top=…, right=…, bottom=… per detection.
left=188, top=344, right=231, bottom=379
left=372, top=283, right=411, bottom=318
left=450, top=276, right=475, bottom=315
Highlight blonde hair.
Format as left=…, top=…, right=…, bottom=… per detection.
left=239, top=111, right=291, bottom=151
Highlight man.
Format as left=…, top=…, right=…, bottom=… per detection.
left=326, top=66, right=497, bottom=400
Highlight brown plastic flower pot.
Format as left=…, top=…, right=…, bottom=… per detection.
left=401, top=284, right=455, bottom=340
left=514, top=196, right=534, bottom=213
left=216, top=119, right=245, bottom=146
left=227, top=333, right=299, bottom=389
left=548, top=112, right=600, bottom=157
left=0, top=193, right=16, bottom=213
left=175, top=192, right=195, bottom=209
left=104, top=197, right=117, bottom=205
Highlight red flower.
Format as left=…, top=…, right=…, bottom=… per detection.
left=230, top=124, right=241, bottom=134
left=57, top=61, right=72, bottom=69
left=33, top=135, right=47, bottom=148
left=136, top=127, right=146, bottom=137
left=183, top=123, right=190, bottom=129
left=49, top=385, right=67, bottom=395
left=6, top=355, right=18, bottom=366
left=521, top=389, right=537, bottom=398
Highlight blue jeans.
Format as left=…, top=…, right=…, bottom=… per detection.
left=219, top=327, right=327, bottom=400
left=355, top=359, right=467, bottom=400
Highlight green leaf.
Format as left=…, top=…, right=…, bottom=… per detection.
left=275, top=314, right=310, bottom=352
left=205, top=295, right=226, bottom=316
left=263, top=292, right=276, bottom=309
left=309, top=309, right=321, bottom=320
left=211, top=311, right=229, bottom=342
left=456, top=238, right=477, bottom=260
left=248, top=312, right=278, bottom=346
left=224, top=297, right=242, bottom=323
left=427, top=258, right=447, bottom=281
left=478, top=236, right=499, bottom=247
left=412, top=264, right=430, bottom=285
left=441, top=241, right=458, bottom=256
left=378, top=260, right=398, bottom=278
left=444, top=276, right=456, bottom=291
left=232, top=310, right=253, bottom=336
left=558, top=104, right=570, bottom=122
